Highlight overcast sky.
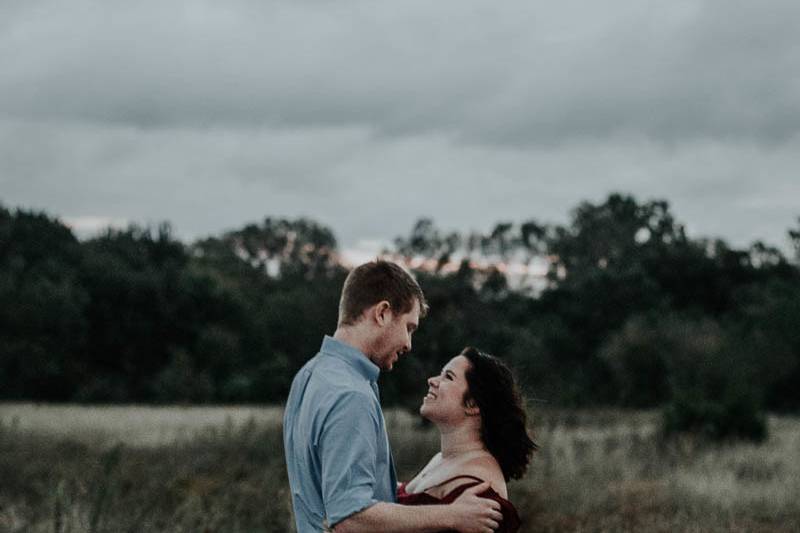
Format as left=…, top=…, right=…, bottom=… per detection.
left=2, top=0, right=799, bottom=256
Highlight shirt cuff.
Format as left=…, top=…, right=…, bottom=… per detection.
left=326, top=497, right=378, bottom=528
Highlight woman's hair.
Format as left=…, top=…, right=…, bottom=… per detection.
left=461, top=347, right=537, bottom=481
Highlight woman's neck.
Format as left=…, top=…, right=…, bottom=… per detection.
left=439, top=422, right=485, bottom=459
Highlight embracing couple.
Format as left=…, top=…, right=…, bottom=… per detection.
left=284, top=260, right=536, bottom=533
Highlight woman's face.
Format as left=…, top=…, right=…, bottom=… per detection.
left=420, top=355, right=473, bottom=424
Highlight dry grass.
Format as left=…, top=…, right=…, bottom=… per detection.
left=0, top=403, right=283, bottom=447
left=508, top=409, right=800, bottom=532
left=1, top=404, right=798, bottom=532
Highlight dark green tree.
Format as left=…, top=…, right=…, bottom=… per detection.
left=0, top=206, right=88, bottom=400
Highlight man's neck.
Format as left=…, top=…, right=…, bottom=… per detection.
left=333, top=326, right=371, bottom=358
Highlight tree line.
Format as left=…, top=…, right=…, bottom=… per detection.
left=2, top=194, right=799, bottom=440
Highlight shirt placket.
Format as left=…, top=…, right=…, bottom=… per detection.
left=370, top=380, right=398, bottom=501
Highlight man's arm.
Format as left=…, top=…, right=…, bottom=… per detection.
left=332, top=482, right=503, bottom=533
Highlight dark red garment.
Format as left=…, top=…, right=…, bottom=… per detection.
left=396, top=475, right=521, bottom=533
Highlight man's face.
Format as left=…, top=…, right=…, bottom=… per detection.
left=369, top=299, right=420, bottom=371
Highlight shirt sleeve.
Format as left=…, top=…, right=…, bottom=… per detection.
left=318, top=390, right=381, bottom=527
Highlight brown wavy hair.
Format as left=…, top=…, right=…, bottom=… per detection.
left=461, top=347, right=537, bottom=481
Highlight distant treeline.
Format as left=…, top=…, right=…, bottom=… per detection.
left=2, top=194, right=799, bottom=439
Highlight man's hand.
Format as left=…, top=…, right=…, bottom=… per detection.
left=447, top=482, right=503, bottom=533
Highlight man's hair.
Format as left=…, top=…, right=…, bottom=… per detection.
left=338, top=260, right=428, bottom=326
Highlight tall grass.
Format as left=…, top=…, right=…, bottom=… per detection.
left=0, top=407, right=291, bottom=532
left=1, top=404, right=798, bottom=532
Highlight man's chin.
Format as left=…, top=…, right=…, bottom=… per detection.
left=384, top=354, right=399, bottom=371
left=370, top=353, right=395, bottom=371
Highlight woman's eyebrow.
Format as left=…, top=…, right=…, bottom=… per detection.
left=445, top=370, right=456, bottom=379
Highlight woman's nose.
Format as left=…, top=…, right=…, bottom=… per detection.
left=428, top=376, right=438, bottom=387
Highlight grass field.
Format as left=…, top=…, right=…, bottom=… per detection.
left=1, top=403, right=798, bottom=532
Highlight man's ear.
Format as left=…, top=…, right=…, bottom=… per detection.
left=464, top=397, right=480, bottom=417
left=372, top=300, right=392, bottom=326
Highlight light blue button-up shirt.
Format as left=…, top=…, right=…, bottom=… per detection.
left=283, top=336, right=397, bottom=532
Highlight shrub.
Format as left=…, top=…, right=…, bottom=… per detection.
left=659, top=316, right=768, bottom=442
left=663, top=387, right=767, bottom=442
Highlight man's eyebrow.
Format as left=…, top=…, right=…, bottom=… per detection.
left=445, top=370, right=456, bottom=379
left=408, top=323, right=418, bottom=332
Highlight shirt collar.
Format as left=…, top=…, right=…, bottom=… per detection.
left=321, top=335, right=380, bottom=383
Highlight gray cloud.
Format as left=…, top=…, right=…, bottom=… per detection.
left=2, top=118, right=798, bottom=251
left=1, top=0, right=798, bottom=254
left=2, top=0, right=799, bottom=144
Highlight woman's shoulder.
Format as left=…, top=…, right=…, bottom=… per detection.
left=436, top=454, right=507, bottom=499
left=462, top=453, right=508, bottom=497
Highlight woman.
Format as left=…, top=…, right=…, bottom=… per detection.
left=397, top=347, right=537, bottom=533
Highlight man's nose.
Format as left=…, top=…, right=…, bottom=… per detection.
left=428, top=376, right=438, bottom=387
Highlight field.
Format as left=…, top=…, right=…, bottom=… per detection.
left=1, top=403, right=798, bottom=532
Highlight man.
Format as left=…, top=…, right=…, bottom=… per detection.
left=284, top=260, right=503, bottom=533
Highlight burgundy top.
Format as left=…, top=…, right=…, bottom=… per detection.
left=396, top=475, right=521, bottom=533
